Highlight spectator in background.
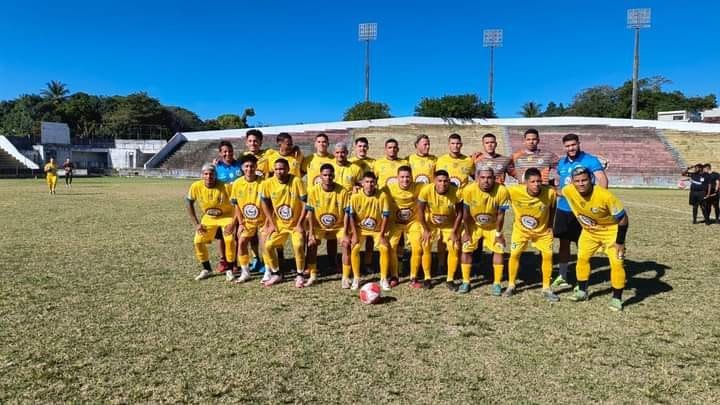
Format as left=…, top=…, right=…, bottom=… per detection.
left=703, top=163, right=719, bottom=224
left=63, top=158, right=74, bottom=188
left=682, top=164, right=710, bottom=225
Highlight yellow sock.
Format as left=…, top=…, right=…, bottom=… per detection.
left=379, top=245, right=390, bottom=280
left=342, top=264, right=352, bottom=279
left=308, top=263, right=318, bottom=277
left=239, top=254, right=250, bottom=268
left=410, top=249, right=421, bottom=279
left=447, top=248, right=459, bottom=282
left=422, top=247, right=432, bottom=280
left=351, top=243, right=362, bottom=279
left=508, top=254, right=520, bottom=287
left=576, top=257, right=591, bottom=282
left=493, top=264, right=503, bottom=285
left=461, top=263, right=472, bottom=284
left=541, top=253, right=553, bottom=289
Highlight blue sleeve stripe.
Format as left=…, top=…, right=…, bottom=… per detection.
left=613, top=209, right=626, bottom=221
left=382, top=211, right=391, bottom=218
left=300, top=195, right=307, bottom=202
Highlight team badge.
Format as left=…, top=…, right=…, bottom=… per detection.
left=255, top=169, right=265, bottom=177
left=396, top=208, right=413, bottom=223
left=320, top=214, right=337, bottom=227
left=360, top=217, right=377, bottom=230
left=590, top=207, right=600, bottom=214
left=386, top=176, right=398, bottom=185
left=205, top=208, right=223, bottom=217
left=475, top=214, right=492, bottom=224
left=520, top=215, right=538, bottom=229
left=415, top=175, right=430, bottom=184
left=450, top=177, right=461, bottom=187
left=431, top=215, right=448, bottom=225
left=277, top=204, right=293, bottom=220
left=243, top=204, right=259, bottom=219
left=577, top=214, right=597, bottom=228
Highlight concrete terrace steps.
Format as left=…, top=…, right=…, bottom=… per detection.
left=663, top=130, right=720, bottom=169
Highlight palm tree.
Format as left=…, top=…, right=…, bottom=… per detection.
left=41, top=81, right=69, bottom=103
left=240, top=108, right=255, bottom=128
left=520, top=101, right=543, bottom=117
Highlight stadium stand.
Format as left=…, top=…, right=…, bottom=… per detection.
left=0, top=135, right=39, bottom=177
left=663, top=129, right=720, bottom=169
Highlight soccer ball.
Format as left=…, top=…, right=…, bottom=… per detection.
left=359, top=282, right=382, bottom=304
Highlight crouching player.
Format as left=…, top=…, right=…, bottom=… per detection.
left=416, top=170, right=463, bottom=292
left=563, top=167, right=629, bottom=311
left=349, top=172, right=392, bottom=290
left=506, top=168, right=558, bottom=302
left=385, top=166, right=424, bottom=288
left=186, top=163, right=237, bottom=281
left=461, top=166, right=510, bottom=296
left=260, top=158, right=307, bottom=287
left=305, top=164, right=352, bottom=287
left=230, top=154, right=265, bottom=283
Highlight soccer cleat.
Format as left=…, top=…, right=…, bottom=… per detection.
left=457, top=283, right=471, bottom=294
left=235, top=269, right=251, bottom=283
left=503, top=286, right=516, bottom=297
left=380, top=279, right=391, bottom=291
left=350, top=278, right=360, bottom=290
left=542, top=289, right=560, bottom=303
left=263, top=273, right=282, bottom=287
left=609, top=298, right=623, bottom=312
left=389, top=277, right=399, bottom=288
left=341, top=278, right=351, bottom=289
left=551, top=275, right=570, bottom=289
left=225, top=270, right=236, bottom=282
left=445, top=281, right=458, bottom=292
left=303, top=276, right=316, bottom=287
left=491, top=283, right=502, bottom=297
left=294, top=275, right=305, bottom=288
left=423, top=280, right=433, bottom=289
left=568, top=286, right=588, bottom=302
left=216, top=259, right=229, bottom=273
left=195, top=269, right=212, bottom=281
left=408, top=279, right=423, bottom=289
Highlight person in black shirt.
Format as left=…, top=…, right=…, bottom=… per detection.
left=683, top=164, right=710, bottom=225
left=63, top=158, right=75, bottom=188
left=703, top=163, right=719, bottom=224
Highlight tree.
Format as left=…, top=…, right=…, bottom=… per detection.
left=215, top=114, right=245, bottom=129
left=102, top=92, right=166, bottom=138
left=40, top=81, right=69, bottom=104
left=163, top=106, right=204, bottom=133
left=57, top=92, right=104, bottom=137
left=343, top=101, right=392, bottom=121
left=568, top=85, right=619, bottom=117
left=520, top=101, right=543, bottom=117
left=542, top=101, right=566, bottom=117
left=414, top=94, right=495, bottom=119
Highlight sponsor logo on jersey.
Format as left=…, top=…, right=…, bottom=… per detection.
left=450, top=177, right=461, bottom=187
left=577, top=214, right=597, bottom=228
left=360, top=217, right=377, bottom=230
left=475, top=214, right=492, bottom=224
left=205, top=208, right=223, bottom=217
left=396, top=208, right=413, bottom=223
left=320, top=213, right=337, bottom=227
left=386, top=176, right=398, bottom=185
left=431, top=214, right=449, bottom=225
left=520, top=215, right=538, bottom=229
left=243, top=204, right=260, bottom=219
left=277, top=204, right=293, bottom=220
left=415, top=175, right=430, bottom=184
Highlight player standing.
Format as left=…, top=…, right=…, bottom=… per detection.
left=473, top=133, right=514, bottom=184
left=44, top=157, right=58, bottom=195
left=435, top=134, right=475, bottom=189
left=511, top=128, right=559, bottom=185
left=230, top=154, right=265, bottom=283
left=374, top=138, right=408, bottom=188
left=302, top=133, right=335, bottom=185
left=331, top=142, right=362, bottom=191
left=407, top=134, right=436, bottom=185
left=62, top=158, right=74, bottom=188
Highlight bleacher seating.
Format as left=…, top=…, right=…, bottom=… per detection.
left=663, top=129, right=720, bottom=169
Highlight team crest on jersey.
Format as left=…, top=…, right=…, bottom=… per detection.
left=475, top=214, right=492, bottom=224
left=520, top=215, right=538, bottom=229
left=243, top=204, right=260, bottom=219
left=431, top=214, right=448, bottom=225
left=450, top=177, right=461, bottom=187
left=360, top=217, right=377, bottom=230
left=386, top=176, right=398, bottom=185
left=277, top=204, right=293, bottom=220
left=415, top=175, right=430, bottom=184
left=590, top=207, right=600, bottom=214
left=396, top=208, right=413, bottom=223
left=577, top=214, right=597, bottom=228
left=255, top=169, right=265, bottom=177
left=320, top=214, right=337, bottom=227
left=205, top=208, right=223, bottom=217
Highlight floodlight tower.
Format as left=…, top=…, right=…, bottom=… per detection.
left=627, top=8, right=651, bottom=119
left=483, top=29, right=503, bottom=107
left=358, top=22, right=378, bottom=102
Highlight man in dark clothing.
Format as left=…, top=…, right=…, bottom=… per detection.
left=683, top=164, right=711, bottom=225
left=703, top=164, right=719, bottom=224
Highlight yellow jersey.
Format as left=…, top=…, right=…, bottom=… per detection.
left=349, top=156, right=375, bottom=176
left=507, top=185, right=556, bottom=235
left=332, top=161, right=363, bottom=191
left=461, top=183, right=510, bottom=230
left=230, top=176, right=265, bottom=225
left=383, top=182, right=421, bottom=227
left=242, top=149, right=271, bottom=179
left=306, top=183, right=350, bottom=231
left=407, top=153, right=437, bottom=185
left=186, top=180, right=234, bottom=218
left=374, top=157, right=409, bottom=188
left=418, top=183, right=461, bottom=229
left=260, top=175, right=307, bottom=228
left=266, top=149, right=304, bottom=177
left=435, top=153, right=475, bottom=188
left=302, top=152, right=334, bottom=186
left=44, top=162, right=57, bottom=175
left=561, top=185, right=626, bottom=231
left=349, top=189, right=391, bottom=233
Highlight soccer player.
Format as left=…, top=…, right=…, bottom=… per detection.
left=214, top=140, right=243, bottom=274
left=703, top=163, right=719, bottom=223
left=230, top=154, right=265, bottom=283
left=44, top=157, right=58, bottom=195
left=243, top=129, right=271, bottom=179
left=511, top=128, right=559, bottom=185
left=186, top=163, right=237, bottom=281
left=302, top=133, right=335, bottom=185
left=563, top=167, right=629, bottom=311
left=460, top=166, right=510, bottom=295
left=259, top=158, right=307, bottom=287
left=435, top=133, right=475, bottom=189
left=348, top=171, right=392, bottom=290
left=384, top=165, right=425, bottom=288
left=506, top=168, right=559, bottom=302
left=267, top=132, right=304, bottom=177
left=305, top=164, right=352, bottom=287
left=416, top=170, right=464, bottom=292
left=374, top=138, right=408, bottom=188
left=683, top=164, right=711, bottom=224
left=407, top=134, right=436, bottom=185
left=553, top=133, right=608, bottom=288
left=62, top=158, right=74, bottom=188
left=473, top=133, right=514, bottom=184
left=349, top=137, right=375, bottom=175
left=332, top=142, right=362, bottom=191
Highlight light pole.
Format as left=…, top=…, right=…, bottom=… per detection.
left=483, top=29, right=503, bottom=107
left=358, top=22, right=377, bottom=102
left=627, top=8, right=651, bottom=119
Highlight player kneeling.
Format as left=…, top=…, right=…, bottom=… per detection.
left=230, top=154, right=266, bottom=283
left=186, top=163, right=237, bottom=281
left=461, top=166, right=510, bottom=296
left=305, top=164, right=352, bottom=287
left=563, top=167, right=629, bottom=311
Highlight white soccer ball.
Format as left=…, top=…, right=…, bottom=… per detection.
left=359, top=282, right=382, bottom=304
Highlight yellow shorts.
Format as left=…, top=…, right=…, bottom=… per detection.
left=510, top=228, right=553, bottom=255
left=239, top=220, right=263, bottom=238
left=46, top=175, right=57, bottom=187
left=194, top=215, right=235, bottom=244
left=265, top=227, right=304, bottom=249
left=407, top=226, right=459, bottom=250
left=313, top=227, right=345, bottom=241
left=462, top=226, right=504, bottom=254
left=578, top=228, right=618, bottom=259
left=388, top=222, right=422, bottom=249
left=356, top=230, right=387, bottom=249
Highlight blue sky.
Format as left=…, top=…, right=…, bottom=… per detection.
left=1, top=0, right=718, bottom=125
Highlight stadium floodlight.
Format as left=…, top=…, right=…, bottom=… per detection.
left=359, top=23, right=378, bottom=102
left=627, top=8, right=651, bottom=119
left=483, top=29, right=503, bottom=106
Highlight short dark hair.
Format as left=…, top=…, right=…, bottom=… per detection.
left=571, top=166, right=591, bottom=178
left=218, top=140, right=233, bottom=151
left=482, top=133, right=496, bottom=141
left=414, top=134, right=429, bottom=146
left=385, top=138, right=398, bottom=147
left=448, top=133, right=462, bottom=142
left=239, top=154, right=258, bottom=165
left=562, top=133, right=579, bottom=143
left=524, top=128, right=539, bottom=138
left=274, top=158, right=289, bottom=168
left=434, top=169, right=450, bottom=178
left=524, top=167, right=542, bottom=181
left=246, top=129, right=263, bottom=141
left=355, top=137, right=369, bottom=145
left=362, top=171, right=377, bottom=180
left=276, top=133, right=292, bottom=143
left=316, top=133, right=328, bottom=142
left=704, top=163, right=712, bottom=169
left=320, top=163, right=335, bottom=172
left=397, top=165, right=412, bottom=174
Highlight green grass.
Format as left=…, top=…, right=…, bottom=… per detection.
left=1, top=177, right=719, bottom=402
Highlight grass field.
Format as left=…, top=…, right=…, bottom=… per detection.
left=1, top=177, right=719, bottom=403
